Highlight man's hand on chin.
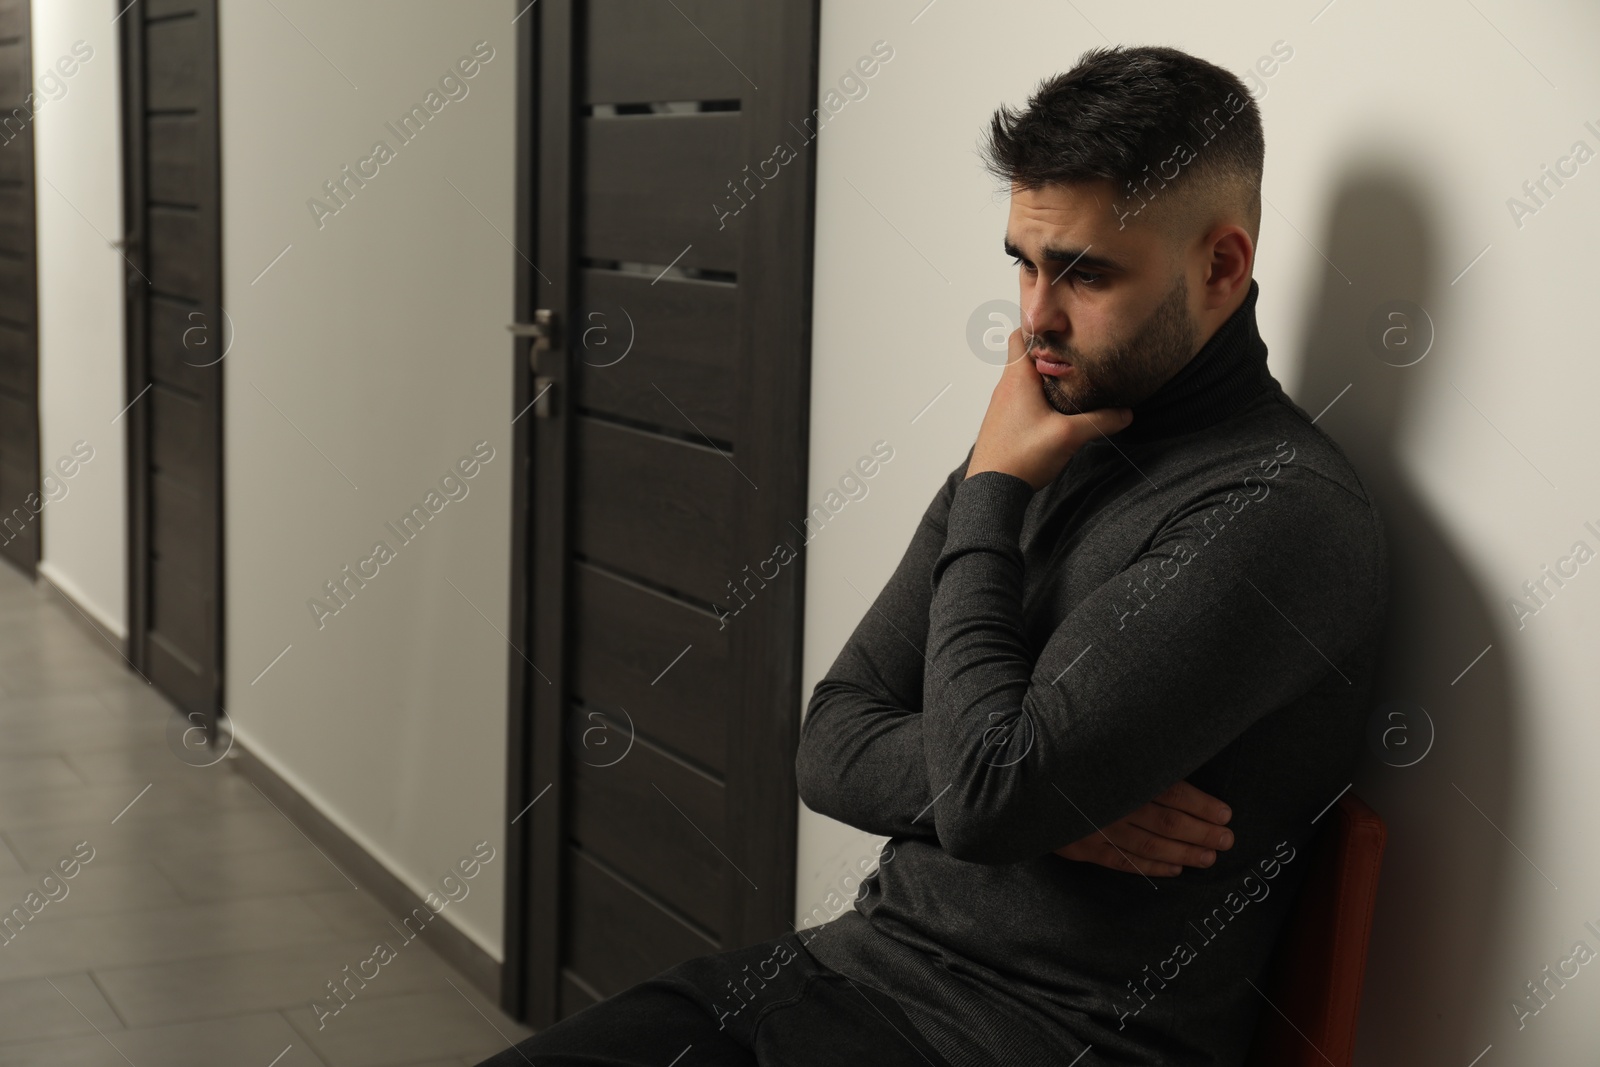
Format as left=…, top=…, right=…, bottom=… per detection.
left=961, top=325, right=1221, bottom=880
left=964, top=328, right=1132, bottom=491
left=1054, top=781, right=1235, bottom=877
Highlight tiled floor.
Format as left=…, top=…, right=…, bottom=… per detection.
left=0, top=563, right=534, bottom=1065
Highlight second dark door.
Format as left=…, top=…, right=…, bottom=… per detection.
left=0, top=0, right=39, bottom=576
left=121, top=0, right=225, bottom=734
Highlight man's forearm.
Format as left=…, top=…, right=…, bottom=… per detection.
left=920, top=469, right=1044, bottom=861
left=797, top=683, right=939, bottom=840
left=795, top=454, right=972, bottom=843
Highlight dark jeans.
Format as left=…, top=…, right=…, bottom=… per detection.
left=473, top=929, right=953, bottom=1066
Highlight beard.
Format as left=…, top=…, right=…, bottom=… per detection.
left=1029, top=271, right=1199, bottom=417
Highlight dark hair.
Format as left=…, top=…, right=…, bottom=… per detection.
left=981, top=45, right=1263, bottom=242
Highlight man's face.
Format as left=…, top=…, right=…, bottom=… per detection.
left=1004, top=181, right=1200, bottom=416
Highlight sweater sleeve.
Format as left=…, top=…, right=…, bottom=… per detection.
left=922, top=464, right=1386, bottom=865
left=795, top=449, right=973, bottom=841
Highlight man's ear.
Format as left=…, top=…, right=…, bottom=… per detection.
left=1200, top=225, right=1253, bottom=311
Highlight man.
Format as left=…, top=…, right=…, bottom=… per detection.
left=478, top=43, right=1388, bottom=1067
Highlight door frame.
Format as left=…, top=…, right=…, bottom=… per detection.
left=499, top=0, right=542, bottom=1017
left=501, top=0, right=820, bottom=1022
left=119, top=0, right=226, bottom=736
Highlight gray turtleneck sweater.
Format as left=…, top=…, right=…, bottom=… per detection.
left=794, top=279, right=1389, bottom=1066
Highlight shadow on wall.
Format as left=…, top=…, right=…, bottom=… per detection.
left=1291, top=168, right=1517, bottom=1062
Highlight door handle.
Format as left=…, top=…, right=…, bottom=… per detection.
left=509, top=309, right=559, bottom=375
left=507, top=309, right=558, bottom=348
left=116, top=234, right=144, bottom=289
left=531, top=375, right=558, bottom=419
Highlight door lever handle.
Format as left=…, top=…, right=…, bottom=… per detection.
left=507, top=308, right=558, bottom=349
left=509, top=309, right=559, bottom=375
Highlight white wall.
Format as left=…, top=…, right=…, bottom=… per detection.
left=31, top=3, right=125, bottom=634
left=800, top=2, right=1600, bottom=1062
left=218, top=0, right=517, bottom=959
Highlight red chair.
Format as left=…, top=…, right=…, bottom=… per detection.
left=1244, top=791, right=1387, bottom=1067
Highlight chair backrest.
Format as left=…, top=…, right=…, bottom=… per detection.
left=1244, top=791, right=1387, bottom=1067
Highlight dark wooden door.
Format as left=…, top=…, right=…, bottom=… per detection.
left=503, top=0, right=819, bottom=1025
left=0, top=0, right=39, bottom=576
left=121, top=0, right=224, bottom=733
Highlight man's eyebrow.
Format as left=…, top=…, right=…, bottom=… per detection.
left=1002, top=237, right=1126, bottom=274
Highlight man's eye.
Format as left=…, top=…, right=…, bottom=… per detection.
left=1067, top=269, right=1103, bottom=287
left=1009, top=256, right=1035, bottom=273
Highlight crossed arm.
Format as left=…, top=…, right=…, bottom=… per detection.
left=796, top=453, right=971, bottom=842
left=796, top=446, right=1383, bottom=866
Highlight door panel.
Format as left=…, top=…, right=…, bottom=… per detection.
left=0, top=254, right=29, bottom=322
left=150, top=475, right=206, bottom=583
left=147, top=296, right=211, bottom=391
left=146, top=207, right=205, bottom=293
left=149, top=386, right=207, bottom=485
left=144, top=18, right=201, bottom=108
left=582, top=0, right=746, bottom=103
left=0, top=188, right=26, bottom=249
left=570, top=270, right=739, bottom=440
left=581, top=114, right=743, bottom=271
left=0, top=326, right=26, bottom=391
left=570, top=563, right=733, bottom=773
left=562, top=846, right=720, bottom=1008
left=123, top=1, right=224, bottom=735
left=147, top=116, right=200, bottom=202
left=573, top=419, right=739, bottom=606
left=504, top=0, right=818, bottom=1025
left=0, top=0, right=20, bottom=35
left=567, top=739, right=727, bottom=932
left=149, top=555, right=208, bottom=661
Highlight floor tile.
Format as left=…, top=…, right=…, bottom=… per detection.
left=0, top=1012, right=327, bottom=1067
left=156, top=845, right=358, bottom=902
left=284, top=989, right=531, bottom=1067
left=0, top=776, right=266, bottom=830
left=0, top=704, right=167, bottom=756
left=0, top=755, right=84, bottom=791
left=0, top=894, right=342, bottom=981
left=0, top=836, right=24, bottom=876
left=87, top=681, right=184, bottom=719
left=94, top=937, right=458, bottom=1028
left=0, top=860, right=184, bottom=919
left=0, top=653, right=137, bottom=698
left=0, top=972, right=124, bottom=1044
left=0, top=806, right=315, bottom=871
left=63, top=743, right=223, bottom=787
left=0, top=640, right=125, bottom=677
left=299, top=890, right=423, bottom=943
left=0, top=691, right=113, bottom=722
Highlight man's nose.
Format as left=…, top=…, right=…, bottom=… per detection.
left=1020, top=275, right=1065, bottom=337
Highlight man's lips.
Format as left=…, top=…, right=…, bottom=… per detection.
left=1032, top=352, right=1073, bottom=377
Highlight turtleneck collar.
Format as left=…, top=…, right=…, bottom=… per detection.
left=1101, top=277, right=1277, bottom=447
